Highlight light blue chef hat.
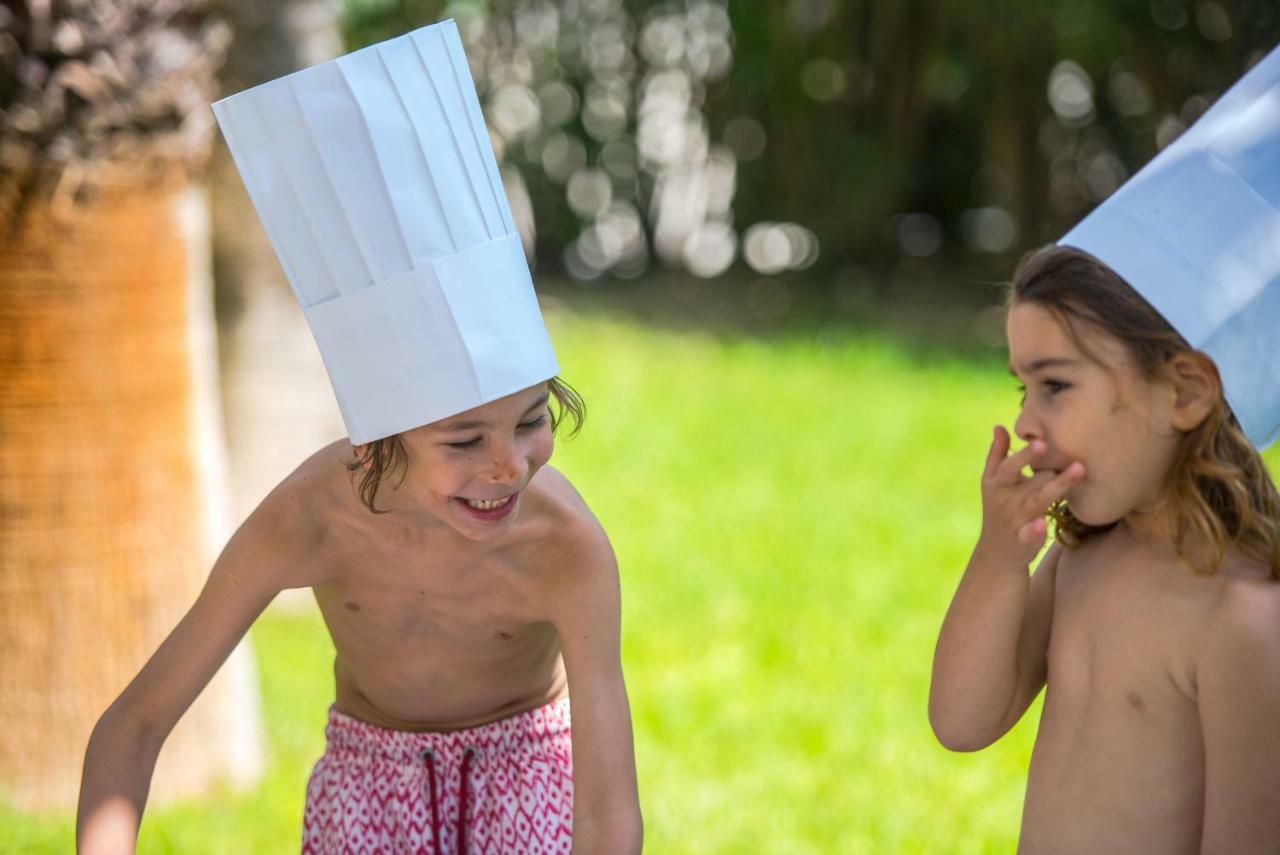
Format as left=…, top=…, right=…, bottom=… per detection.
left=1060, top=45, right=1280, bottom=449
left=212, top=20, right=558, bottom=444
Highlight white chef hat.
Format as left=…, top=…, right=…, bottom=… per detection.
left=1060, top=45, right=1280, bottom=449
left=212, top=19, right=559, bottom=445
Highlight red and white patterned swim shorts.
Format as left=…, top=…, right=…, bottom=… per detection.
left=301, top=699, right=573, bottom=854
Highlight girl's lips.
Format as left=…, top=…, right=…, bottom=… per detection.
left=454, top=492, right=518, bottom=522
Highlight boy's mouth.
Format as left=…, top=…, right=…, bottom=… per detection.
left=455, top=492, right=518, bottom=521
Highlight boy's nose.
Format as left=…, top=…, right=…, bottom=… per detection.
left=486, top=445, right=525, bottom=484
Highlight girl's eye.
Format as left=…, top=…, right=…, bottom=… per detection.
left=1016, top=383, right=1027, bottom=405
left=446, top=437, right=481, bottom=450
left=519, top=414, right=548, bottom=430
left=1016, top=380, right=1069, bottom=404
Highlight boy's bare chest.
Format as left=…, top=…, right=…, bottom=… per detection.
left=318, top=538, right=550, bottom=648
left=309, top=538, right=565, bottom=727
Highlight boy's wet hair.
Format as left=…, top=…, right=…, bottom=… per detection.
left=346, top=377, right=586, bottom=515
left=1009, top=245, right=1280, bottom=577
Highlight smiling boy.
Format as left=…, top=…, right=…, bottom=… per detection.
left=77, top=21, right=641, bottom=854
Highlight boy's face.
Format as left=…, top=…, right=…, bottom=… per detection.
left=394, top=383, right=555, bottom=542
left=1006, top=302, right=1181, bottom=528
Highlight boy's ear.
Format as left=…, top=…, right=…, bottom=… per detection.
left=1166, top=351, right=1220, bottom=432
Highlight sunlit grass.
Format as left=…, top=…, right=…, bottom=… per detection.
left=9, top=310, right=1277, bottom=852
left=549, top=314, right=1034, bottom=853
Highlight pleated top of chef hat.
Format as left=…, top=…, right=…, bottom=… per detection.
left=1059, top=45, right=1280, bottom=449
left=212, top=19, right=558, bottom=445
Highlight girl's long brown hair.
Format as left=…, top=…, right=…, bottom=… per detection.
left=346, top=376, right=586, bottom=514
left=1010, top=245, right=1280, bottom=577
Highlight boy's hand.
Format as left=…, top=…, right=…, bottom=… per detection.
left=977, top=425, right=1083, bottom=568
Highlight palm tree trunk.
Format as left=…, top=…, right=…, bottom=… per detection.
left=0, top=181, right=262, bottom=810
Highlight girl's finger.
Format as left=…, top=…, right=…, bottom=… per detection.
left=1029, top=462, right=1085, bottom=509
left=982, top=425, right=1011, bottom=481
left=1018, top=516, right=1048, bottom=545
left=1016, top=469, right=1057, bottom=510
left=995, top=439, right=1045, bottom=485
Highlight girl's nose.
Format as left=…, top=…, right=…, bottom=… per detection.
left=1014, top=407, right=1042, bottom=443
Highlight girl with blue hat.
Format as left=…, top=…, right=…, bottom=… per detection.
left=932, top=45, right=1280, bottom=852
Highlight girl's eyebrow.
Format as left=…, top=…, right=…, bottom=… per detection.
left=1008, top=357, right=1082, bottom=376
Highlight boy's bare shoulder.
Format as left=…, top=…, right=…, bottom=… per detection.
left=521, top=466, right=620, bottom=630
left=523, top=465, right=614, bottom=580
left=252, top=438, right=350, bottom=519
left=526, top=464, right=609, bottom=542
left=265, top=438, right=352, bottom=501
left=235, top=438, right=357, bottom=588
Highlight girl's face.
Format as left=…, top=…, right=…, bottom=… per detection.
left=1006, top=301, right=1182, bottom=529
left=390, top=383, right=555, bottom=542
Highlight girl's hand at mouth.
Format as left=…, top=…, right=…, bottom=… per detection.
left=977, top=425, right=1084, bottom=569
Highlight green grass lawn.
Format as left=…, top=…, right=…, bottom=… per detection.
left=9, top=309, right=1277, bottom=853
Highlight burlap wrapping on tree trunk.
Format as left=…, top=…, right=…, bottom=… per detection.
left=0, top=183, right=261, bottom=810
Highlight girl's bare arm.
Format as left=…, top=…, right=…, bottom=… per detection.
left=76, top=490, right=313, bottom=854
left=929, top=427, right=1081, bottom=751
left=930, top=540, right=1060, bottom=751
left=1196, top=583, right=1280, bottom=854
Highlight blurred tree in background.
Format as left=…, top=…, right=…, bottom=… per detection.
left=342, top=0, right=1279, bottom=295
left=0, top=0, right=262, bottom=809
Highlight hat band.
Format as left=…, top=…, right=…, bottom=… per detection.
left=304, top=233, right=560, bottom=444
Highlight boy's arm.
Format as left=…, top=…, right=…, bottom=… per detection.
left=1196, top=586, right=1280, bottom=854
left=548, top=515, right=642, bottom=855
left=77, top=491, right=311, bottom=854
left=929, top=427, right=1081, bottom=752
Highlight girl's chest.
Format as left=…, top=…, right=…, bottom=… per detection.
left=1047, top=553, right=1204, bottom=717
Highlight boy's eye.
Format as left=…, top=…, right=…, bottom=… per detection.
left=445, top=415, right=545, bottom=449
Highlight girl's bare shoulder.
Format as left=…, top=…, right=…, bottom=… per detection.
left=1202, top=551, right=1280, bottom=635
left=1191, top=555, right=1280, bottom=713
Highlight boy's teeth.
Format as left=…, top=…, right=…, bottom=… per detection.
left=464, top=496, right=508, bottom=510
